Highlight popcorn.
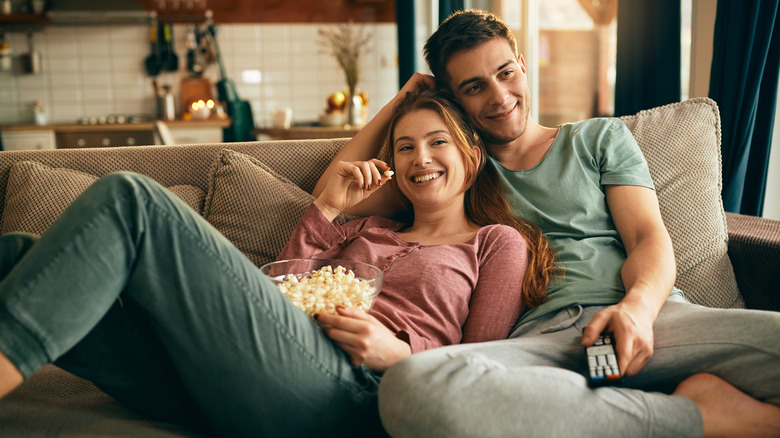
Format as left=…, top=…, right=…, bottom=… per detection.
left=383, top=170, right=394, bottom=178
left=275, top=265, right=377, bottom=316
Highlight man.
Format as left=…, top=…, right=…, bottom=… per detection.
left=313, top=9, right=780, bottom=437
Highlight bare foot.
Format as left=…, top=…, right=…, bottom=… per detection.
left=0, top=351, right=23, bottom=398
left=673, top=373, right=780, bottom=438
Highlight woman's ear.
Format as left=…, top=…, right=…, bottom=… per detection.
left=472, top=145, right=482, bottom=165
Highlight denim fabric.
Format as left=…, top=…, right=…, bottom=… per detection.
left=0, top=173, right=382, bottom=437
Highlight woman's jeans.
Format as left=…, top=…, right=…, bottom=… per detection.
left=0, top=173, right=381, bottom=437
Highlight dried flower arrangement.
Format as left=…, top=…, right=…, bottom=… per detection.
left=318, top=22, right=372, bottom=97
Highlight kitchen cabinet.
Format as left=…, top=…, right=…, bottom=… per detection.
left=1, top=129, right=56, bottom=151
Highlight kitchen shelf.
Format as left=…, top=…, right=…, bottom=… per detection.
left=0, top=13, right=47, bottom=31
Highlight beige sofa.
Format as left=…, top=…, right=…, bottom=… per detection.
left=0, top=97, right=777, bottom=436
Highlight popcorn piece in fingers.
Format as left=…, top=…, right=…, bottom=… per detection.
left=383, top=170, right=394, bottom=178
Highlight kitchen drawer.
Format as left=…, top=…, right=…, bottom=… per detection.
left=1, top=130, right=57, bottom=151
left=56, top=130, right=155, bottom=148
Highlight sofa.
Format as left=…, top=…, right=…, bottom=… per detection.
left=0, top=97, right=777, bottom=436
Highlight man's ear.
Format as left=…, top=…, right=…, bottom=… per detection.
left=518, top=54, right=527, bottom=72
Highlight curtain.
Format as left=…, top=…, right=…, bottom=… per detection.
left=439, top=0, right=465, bottom=23
left=709, top=0, right=780, bottom=215
left=614, top=0, right=681, bottom=117
left=396, top=1, right=417, bottom=89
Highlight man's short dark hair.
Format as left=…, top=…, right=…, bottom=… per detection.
left=424, top=9, right=518, bottom=89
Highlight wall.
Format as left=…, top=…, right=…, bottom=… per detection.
left=0, top=22, right=398, bottom=127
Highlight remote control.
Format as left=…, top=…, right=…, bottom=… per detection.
left=585, top=333, right=622, bottom=387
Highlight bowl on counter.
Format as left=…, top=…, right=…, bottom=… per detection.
left=260, top=258, right=382, bottom=316
left=318, top=111, right=345, bottom=127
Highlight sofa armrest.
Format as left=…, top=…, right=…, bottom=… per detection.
left=725, top=212, right=780, bottom=311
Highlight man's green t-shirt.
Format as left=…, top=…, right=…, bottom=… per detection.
left=490, top=118, right=678, bottom=328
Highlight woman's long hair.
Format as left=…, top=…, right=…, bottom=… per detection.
left=381, top=88, right=558, bottom=307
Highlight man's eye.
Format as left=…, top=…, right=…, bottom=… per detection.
left=502, top=69, right=514, bottom=78
left=466, top=83, right=481, bottom=94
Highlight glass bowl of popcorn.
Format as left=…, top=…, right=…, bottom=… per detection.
left=260, top=259, right=383, bottom=316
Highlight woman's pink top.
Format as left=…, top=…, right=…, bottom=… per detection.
left=277, top=205, right=529, bottom=353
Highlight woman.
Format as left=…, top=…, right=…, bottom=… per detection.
left=0, top=89, right=555, bottom=437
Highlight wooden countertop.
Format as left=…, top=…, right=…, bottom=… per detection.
left=253, top=125, right=361, bottom=140
left=1, top=118, right=232, bottom=133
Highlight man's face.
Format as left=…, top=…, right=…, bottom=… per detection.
left=445, top=38, right=530, bottom=146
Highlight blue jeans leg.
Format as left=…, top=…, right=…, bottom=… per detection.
left=0, top=172, right=381, bottom=437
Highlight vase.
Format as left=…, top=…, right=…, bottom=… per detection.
left=346, top=86, right=363, bottom=126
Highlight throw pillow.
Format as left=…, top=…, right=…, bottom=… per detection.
left=1, top=161, right=206, bottom=236
left=1, top=162, right=97, bottom=236
left=202, top=149, right=316, bottom=268
left=619, top=97, right=743, bottom=308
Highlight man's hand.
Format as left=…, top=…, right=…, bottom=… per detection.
left=316, top=306, right=412, bottom=372
left=582, top=299, right=656, bottom=377
left=313, top=159, right=393, bottom=222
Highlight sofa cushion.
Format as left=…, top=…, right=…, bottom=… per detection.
left=202, top=149, right=317, bottom=268
left=1, top=161, right=206, bottom=236
left=619, top=97, right=743, bottom=308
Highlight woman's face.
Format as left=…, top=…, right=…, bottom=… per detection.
left=392, top=108, right=476, bottom=212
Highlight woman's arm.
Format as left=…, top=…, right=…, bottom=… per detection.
left=312, top=73, right=435, bottom=218
left=461, top=226, right=529, bottom=342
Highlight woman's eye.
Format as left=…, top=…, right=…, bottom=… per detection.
left=431, top=139, right=447, bottom=146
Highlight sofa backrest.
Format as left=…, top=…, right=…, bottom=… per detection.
left=0, top=138, right=349, bottom=222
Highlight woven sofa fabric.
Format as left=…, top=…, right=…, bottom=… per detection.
left=0, top=139, right=350, bottom=225
left=0, top=365, right=202, bottom=437
left=0, top=161, right=206, bottom=236
left=725, top=212, right=780, bottom=311
left=619, top=97, right=743, bottom=308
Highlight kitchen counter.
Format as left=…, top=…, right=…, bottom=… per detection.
left=1, top=118, right=233, bottom=150
left=253, top=125, right=361, bottom=140
left=0, top=118, right=232, bottom=133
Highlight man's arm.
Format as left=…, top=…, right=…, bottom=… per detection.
left=583, top=184, right=676, bottom=376
left=312, top=73, right=434, bottom=218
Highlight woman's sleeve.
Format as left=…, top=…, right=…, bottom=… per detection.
left=275, top=204, right=347, bottom=261
left=461, top=226, right=528, bottom=343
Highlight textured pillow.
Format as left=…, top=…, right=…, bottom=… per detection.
left=619, top=97, right=743, bottom=308
left=1, top=161, right=206, bottom=236
left=202, top=149, right=317, bottom=268
left=1, top=162, right=97, bottom=236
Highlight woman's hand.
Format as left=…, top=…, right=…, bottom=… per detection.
left=313, top=159, right=393, bottom=222
left=316, top=306, right=412, bottom=372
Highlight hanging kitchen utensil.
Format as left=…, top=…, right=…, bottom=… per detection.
left=144, top=15, right=161, bottom=77
left=185, top=24, right=202, bottom=76
left=22, top=30, right=41, bottom=75
left=163, top=23, right=179, bottom=72
left=206, top=12, right=255, bottom=142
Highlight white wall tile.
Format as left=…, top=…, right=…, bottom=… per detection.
left=2, top=22, right=398, bottom=124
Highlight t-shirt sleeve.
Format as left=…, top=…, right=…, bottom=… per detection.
left=276, top=204, right=346, bottom=261
left=599, top=119, right=654, bottom=189
left=460, top=225, right=528, bottom=343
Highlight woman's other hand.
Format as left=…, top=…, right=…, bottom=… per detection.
left=313, top=159, right=393, bottom=221
left=316, top=307, right=411, bottom=372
